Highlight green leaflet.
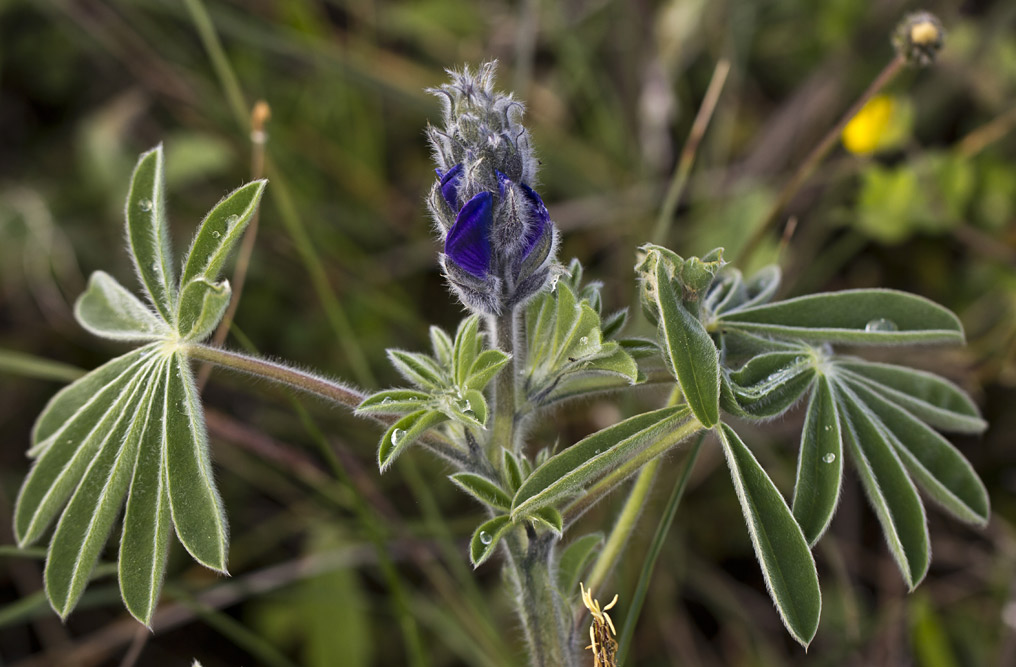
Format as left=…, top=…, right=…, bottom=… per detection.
left=523, top=282, right=638, bottom=408
left=791, top=376, right=843, bottom=546
left=556, top=533, right=603, bottom=597
left=75, top=271, right=171, bottom=342
left=462, top=349, right=511, bottom=393
left=654, top=260, right=720, bottom=427
left=377, top=410, right=448, bottom=472
left=836, top=384, right=930, bottom=589
left=387, top=350, right=449, bottom=390
left=717, top=423, right=821, bottom=648
left=722, top=351, right=815, bottom=419
left=45, top=356, right=168, bottom=618
left=125, top=145, right=176, bottom=323
left=469, top=515, right=514, bottom=568
left=845, top=380, right=989, bottom=525
left=164, top=353, right=229, bottom=572
left=453, top=315, right=483, bottom=387
left=16, top=347, right=160, bottom=545
left=450, top=472, right=512, bottom=512
left=356, top=390, right=432, bottom=415
left=835, top=359, right=986, bottom=433
left=30, top=345, right=159, bottom=458
left=429, top=325, right=454, bottom=368
left=177, top=278, right=232, bottom=342
left=511, top=406, right=688, bottom=519
left=501, top=449, right=525, bottom=493
left=119, top=361, right=174, bottom=625
left=179, top=180, right=267, bottom=287
left=718, top=289, right=964, bottom=345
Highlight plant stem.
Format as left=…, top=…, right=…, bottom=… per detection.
left=187, top=342, right=469, bottom=466
left=735, top=53, right=906, bottom=266
left=489, top=310, right=518, bottom=459
left=503, top=532, right=579, bottom=667
left=187, top=343, right=363, bottom=408
left=615, top=433, right=706, bottom=666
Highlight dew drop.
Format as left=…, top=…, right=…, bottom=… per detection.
left=391, top=428, right=406, bottom=445
left=822, top=453, right=836, bottom=464
left=479, top=531, right=493, bottom=545
left=139, top=199, right=153, bottom=212
left=864, top=318, right=898, bottom=333
left=549, top=277, right=559, bottom=292
left=407, top=396, right=418, bottom=402
left=594, top=448, right=601, bottom=455
left=824, top=425, right=833, bottom=432
left=211, top=230, right=221, bottom=238
left=462, top=399, right=471, bottom=411
left=225, top=214, right=240, bottom=227
left=820, top=343, right=834, bottom=356
left=381, top=397, right=392, bottom=405
left=579, top=336, right=589, bottom=346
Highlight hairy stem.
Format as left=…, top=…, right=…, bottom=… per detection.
left=187, top=343, right=363, bottom=407
left=186, top=342, right=470, bottom=467
left=504, top=532, right=579, bottom=667
left=489, top=310, right=518, bottom=459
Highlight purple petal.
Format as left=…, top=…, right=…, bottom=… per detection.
left=445, top=191, right=493, bottom=278
left=496, top=170, right=511, bottom=197
left=439, top=163, right=464, bottom=210
left=519, top=183, right=550, bottom=258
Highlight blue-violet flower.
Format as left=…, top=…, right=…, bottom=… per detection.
left=426, top=62, right=559, bottom=314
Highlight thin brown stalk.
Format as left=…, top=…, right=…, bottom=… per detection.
left=736, top=54, right=906, bottom=266
left=651, top=59, right=732, bottom=246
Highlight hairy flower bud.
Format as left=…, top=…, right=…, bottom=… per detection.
left=893, top=12, right=945, bottom=67
left=426, top=62, right=559, bottom=314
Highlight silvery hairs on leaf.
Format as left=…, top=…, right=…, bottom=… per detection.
left=425, top=62, right=560, bottom=314
left=16, top=144, right=265, bottom=624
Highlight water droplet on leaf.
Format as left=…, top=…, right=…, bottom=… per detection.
left=479, top=531, right=493, bottom=545
left=391, top=428, right=406, bottom=445
left=864, top=318, right=898, bottom=333
left=579, top=336, right=589, bottom=346
left=139, top=199, right=153, bottom=212
left=381, top=397, right=392, bottom=405
left=822, top=453, right=836, bottom=463
left=211, top=230, right=221, bottom=238
left=225, top=214, right=240, bottom=227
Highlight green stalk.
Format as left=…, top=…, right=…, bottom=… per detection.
left=615, top=433, right=706, bottom=666
left=489, top=310, right=519, bottom=459
left=503, top=532, right=579, bottom=667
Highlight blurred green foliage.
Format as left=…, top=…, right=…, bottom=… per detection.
left=0, top=0, right=1014, bottom=665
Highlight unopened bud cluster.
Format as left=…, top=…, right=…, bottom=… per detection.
left=426, top=62, right=558, bottom=314
left=893, top=11, right=945, bottom=67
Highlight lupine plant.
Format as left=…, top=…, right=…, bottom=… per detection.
left=14, top=24, right=990, bottom=667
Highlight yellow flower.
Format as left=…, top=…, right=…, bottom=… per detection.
left=842, top=95, right=896, bottom=155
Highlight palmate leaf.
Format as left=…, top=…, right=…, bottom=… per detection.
left=17, top=145, right=268, bottom=624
